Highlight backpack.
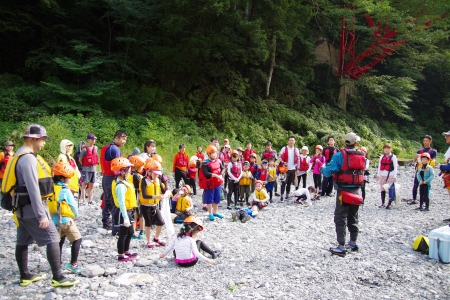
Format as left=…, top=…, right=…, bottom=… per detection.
left=413, top=235, right=429, bottom=254
left=1, top=153, right=30, bottom=211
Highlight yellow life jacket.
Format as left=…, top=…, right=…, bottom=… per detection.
left=255, top=189, right=267, bottom=200
left=176, top=196, right=191, bottom=212
left=417, top=159, right=436, bottom=170
left=1, top=152, right=53, bottom=202
left=112, top=179, right=137, bottom=210
left=240, top=171, right=252, bottom=186
left=268, top=167, right=277, bottom=181
left=139, top=177, right=162, bottom=205
left=48, top=184, right=63, bottom=215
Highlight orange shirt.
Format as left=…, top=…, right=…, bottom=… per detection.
left=172, top=152, right=189, bottom=172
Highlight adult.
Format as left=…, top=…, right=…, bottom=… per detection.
left=139, top=139, right=156, bottom=161
left=73, top=141, right=86, bottom=172
left=195, top=146, right=205, bottom=162
left=57, top=139, right=80, bottom=194
left=210, top=137, right=224, bottom=163
left=279, top=136, right=300, bottom=201
left=0, top=141, right=15, bottom=186
left=4, top=124, right=78, bottom=287
left=172, top=144, right=189, bottom=189
left=376, top=144, right=398, bottom=209
left=441, top=130, right=450, bottom=222
left=408, top=135, right=437, bottom=205
left=321, top=136, right=339, bottom=197
left=243, top=142, right=256, bottom=162
left=100, top=130, right=127, bottom=230
left=320, top=132, right=365, bottom=256
left=79, top=134, right=98, bottom=204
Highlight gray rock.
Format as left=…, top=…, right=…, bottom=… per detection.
left=81, top=264, right=105, bottom=277
left=81, top=240, right=95, bottom=248
left=134, top=258, right=152, bottom=267
left=112, top=273, right=154, bottom=286
left=104, top=267, right=117, bottom=276
left=96, top=228, right=108, bottom=235
left=43, top=292, right=57, bottom=300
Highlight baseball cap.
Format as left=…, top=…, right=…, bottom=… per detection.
left=4, top=141, right=14, bottom=147
left=442, top=130, right=450, bottom=136
left=22, top=124, right=50, bottom=139
left=344, top=132, right=360, bottom=145
left=87, top=134, right=97, bottom=140
left=236, top=147, right=243, bottom=152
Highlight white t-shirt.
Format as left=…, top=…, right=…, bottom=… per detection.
left=445, top=147, right=450, bottom=163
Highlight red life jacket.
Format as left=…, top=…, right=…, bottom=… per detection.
left=195, top=152, right=204, bottom=161
left=261, top=150, right=275, bottom=161
left=324, top=147, right=338, bottom=163
left=280, top=147, right=299, bottom=164
left=249, top=163, right=259, bottom=175
left=198, top=159, right=223, bottom=190
left=188, top=167, right=197, bottom=179
left=223, top=152, right=231, bottom=164
left=380, top=154, right=394, bottom=171
left=334, top=148, right=365, bottom=186
left=299, top=157, right=309, bottom=171
left=229, top=162, right=242, bottom=178
left=175, top=152, right=188, bottom=167
left=243, top=149, right=256, bottom=162
left=100, top=143, right=121, bottom=176
left=82, top=146, right=98, bottom=166
left=0, top=152, right=11, bottom=172
left=257, top=168, right=269, bottom=181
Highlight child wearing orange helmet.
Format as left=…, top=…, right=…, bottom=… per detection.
left=160, top=216, right=219, bottom=267
left=186, top=157, right=198, bottom=195
left=311, top=145, right=326, bottom=200
left=51, top=162, right=82, bottom=274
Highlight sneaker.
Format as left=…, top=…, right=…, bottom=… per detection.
left=275, top=192, right=280, bottom=196
left=280, top=197, right=284, bottom=202
left=378, top=204, right=386, bottom=208
left=202, top=206, right=208, bottom=211
left=329, top=245, right=347, bottom=257
left=124, top=251, right=139, bottom=257
left=407, top=200, right=418, bottom=205
left=422, top=208, right=429, bottom=211
left=235, top=205, right=240, bottom=210
left=345, top=243, right=359, bottom=252
left=139, top=230, right=145, bottom=238
left=443, top=218, right=450, bottom=222
left=242, top=215, right=252, bottom=223
left=285, top=194, right=290, bottom=200
left=211, top=250, right=222, bottom=259
left=231, top=212, right=237, bottom=222
left=63, top=263, right=82, bottom=274
left=385, top=205, right=392, bottom=210
left=213, top=213, right=224, bottom=219
left=51, top=276, right=79, bottom=287
left=269, top=199, right=273, bottom=203
left=19, top=273, right=47, bottom=287
left=414, top=207, right=423, bottom=211
left=146, top=242, right=155, bottom=249
left=227, top=206, right=232, bottom=210
left=153, top=238, right=166, bottom=246
left=118, top=255, right=134, bottom=262
left=131, top=233, right=141, bottom=240
left=209, top=214, right=215, bottom=221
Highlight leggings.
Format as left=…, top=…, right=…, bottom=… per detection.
left=419, top=183, right=430, bottom=209
left=59, top=237, right=82, bottom=265
left=281, top=170, right=296, bottom=196
left=174, top=168, right=186, bottom=189
left=16, top=242, right=63, bottom=280
left=313, top=173, right=322, bottom=190
left=186, top=178, right=197, bottom=195
left=227, top=181, right=240, bottom=206
left=296, top=174, right=307, bottom=189
left=117, top=226, right=134, bottom=255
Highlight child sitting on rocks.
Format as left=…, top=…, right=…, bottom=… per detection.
left=250, top=180, right=270, bottom=209
left=160, top=216, right=219, bottom=267
left=174, top=185, right=193, bottom=222
left=231, top=205, right=259, bottom=223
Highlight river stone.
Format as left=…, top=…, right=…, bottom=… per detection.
left=82, top=264, right=105, bottom=277
left=112, top=273, right=154, bottom=286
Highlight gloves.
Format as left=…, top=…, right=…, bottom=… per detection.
left=123, top=217, right=131, bottom=227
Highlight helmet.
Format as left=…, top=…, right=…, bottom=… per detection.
left=183, top=216, right=204, bottom=231
left=53, top=162, right=75, bottom=178
left=278, top=165, right=288, bottom=174
left=231, top=150, right=239, bottom=156
left=144, top=158, right=162, bottom=171
left=129, top=155, right=145, bottom=168
left=189, top=159, right=197, bottom=168
left=152, top=154, right=163, bottom=164
left=359, top=146, right=367, bottom=152
left=421, top=152, right=431, bottom=159
left=206, top=145, right=217, bottom=155
left=249, top=153, right=257, bottom=159
left=254, top=180, right=263, bottom=186
left=315, top=145, right=323, bottom=151
left=111, top=157, right=133, bottom=172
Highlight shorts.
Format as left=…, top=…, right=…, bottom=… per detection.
left=141, top=205, right=165, bottom=227
left=59, top=221, right=82, bottom=242
left=81, top=171, right=96, bottom=183
left=17, top=217, right=60, bottom=246
left=203, top=186, right=221, bottom=205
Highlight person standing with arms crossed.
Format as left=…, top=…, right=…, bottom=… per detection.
left=2, top=125, right=78, bottom=287
left=100, top=130, right=127, bottom=230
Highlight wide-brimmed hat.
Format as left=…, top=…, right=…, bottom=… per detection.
left=22, top=124, right=50, bottom=139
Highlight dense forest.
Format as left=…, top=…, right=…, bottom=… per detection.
left=0, top=0, right=449, bottom=163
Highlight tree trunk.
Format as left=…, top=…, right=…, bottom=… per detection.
left=265, top=34, right=277, bottom=99
left=338, top=84, right=348, bottom=111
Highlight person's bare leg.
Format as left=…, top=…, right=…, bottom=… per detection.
left=155, top=226, right=162, bottom=239
left=87, top=183, right=94, bottom=203
left=207, top=203, right=213, bottom=215
left=212, top=203, right=219, bottom=214
left=80, top=182, right=87, bottom=203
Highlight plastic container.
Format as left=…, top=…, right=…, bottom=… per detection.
left=428, top=225, right=450, bottom=263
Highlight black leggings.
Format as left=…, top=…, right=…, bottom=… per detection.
left=59, top=237, right=82, bottom=265
left=296, top=174, right=307, bottom=189
left=313, top=174, right=322, bottom=190
left=281, top=170, right=296, bottom=196
left=227, top=181, right=240, bottom=206
left=117, top=226, right=134, bottom=255
left=174, top=168, right=186, bottom=189
left=419, top=184, right=430, bottom=209
left=16, top=242, right=63, bottom=280
left=186, top=178, right=196, bottom=195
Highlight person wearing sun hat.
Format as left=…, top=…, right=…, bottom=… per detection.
left=320, top=132, right=365, bottom=257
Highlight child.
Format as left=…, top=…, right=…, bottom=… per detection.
left=415, top=153, right=435, bottom=211
left=187, top=157, right=198, bottom=195
left=160, top=216, right=218, bottom=267
left=51, top=162, right=82, bottom=274
left=293, top=186, right=316, bottom=206
left=243, top=142, right=256, bottom=162
left=227, top=150, right=243, bottom=209
left=376, top=143, right=398, bottom=208
left=248, top=153, right=259, bottom=193
left=129, top=155, right=146, bottom=240
left=174, top=185, right=194, bottom=222
left=250, top=180, right=270, bottom=210
left=172, top=144, right=189, bottom=189
left=170, top=188, right=179, bottom=214
left=310, top=145, right=326, bottom=199
left=359, top=147, right=370, bottom=201
left=239, top=161, right=253, bottom=205
left=256, top=160, right=269, bottom=185
left=140, top=158, right=167, bottom=248
left=266, top=158, right=278, bottom=202
left=231, top=205, right=259, bottom=223
left=110, top=157, right=139, bottom=262
left=201, top=145, right=225, bottom=221
left=297, top=146, right=311, bottom=189
left=236, top=147, right=245, bottom=164
left=57, top=139, right=80, bottom=196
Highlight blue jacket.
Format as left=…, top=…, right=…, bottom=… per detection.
left=320, top=147, right=360, bottom=188
left=416, top=164, right=435, bottom=186
left=51, top=182, right=78, bottom=225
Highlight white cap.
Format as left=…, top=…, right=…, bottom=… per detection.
left=301, top=146, right=309, bottom=154
left=344, top=132, right=360, bottom=145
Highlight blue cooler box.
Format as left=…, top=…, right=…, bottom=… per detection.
left=428, top=225, right=450, bottom=263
